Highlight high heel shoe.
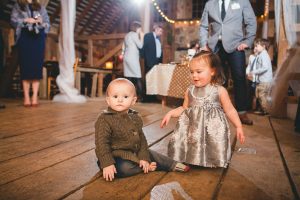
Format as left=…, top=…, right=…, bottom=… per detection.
left=23, top=104, right=31, bottom=107
left=31, top=103, right=39, bottom=107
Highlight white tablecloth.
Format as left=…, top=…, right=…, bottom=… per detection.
left=146, top=64, right=191, bottom=98
left=146, top=64, right=176, bottom=96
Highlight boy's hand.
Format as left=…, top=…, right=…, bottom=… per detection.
left=139, top=160, right=150, bottom=173
left=103, top=164, right=117, bottom=181
left=247, top=74, right=253, bottom=81
left=237, top=127, right=245, bottom=144
left=160, top=113, right=171, bottom=128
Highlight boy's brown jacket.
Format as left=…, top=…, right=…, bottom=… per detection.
left=95, top=107, right=151, bottom=169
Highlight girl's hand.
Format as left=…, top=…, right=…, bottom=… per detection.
left=160, top=113, right=171, bottom=128
left=103, top=164, right=117, bottom=181
left=139, top=160, right=150, bottom=173
left=237, top=127, right=245, bottom=144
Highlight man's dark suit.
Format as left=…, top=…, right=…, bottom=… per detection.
left=142, top=32, right=163, bottom=74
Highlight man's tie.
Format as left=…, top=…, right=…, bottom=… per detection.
left=221, top=0, right=226, bottom=21
left=250, top=57, right=257, bottom=82
left=250, top=57, right=257, bottom=71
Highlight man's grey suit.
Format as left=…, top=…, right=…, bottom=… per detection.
left=199, top=0, right=256, bottom=53
left=199, top=0, right=257, bottom=117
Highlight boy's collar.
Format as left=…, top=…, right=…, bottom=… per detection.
left=104, top=107, right=138, bottom=115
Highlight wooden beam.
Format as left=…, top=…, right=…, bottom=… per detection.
left=49, top=2, right=61, bottom=25
left=75, top=33, right=126, bottom=41
left=101, top=7, right=124, bottom=34
left=78, top=0, right=109, bottom=35
left=95, top=42, right=123, bottom=67
left=90, top=2, right=121, bottom=34
left=74, top=0, right=97, bottom=30
left=88, top=39, right=93, bottom=66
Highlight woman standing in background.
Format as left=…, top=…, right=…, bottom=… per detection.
left=121, top=21, right=144, bottom=101
left=11, top=0, right=50, bottom=107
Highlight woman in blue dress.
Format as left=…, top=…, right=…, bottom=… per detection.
left=11, top=0, right=50, bottom=106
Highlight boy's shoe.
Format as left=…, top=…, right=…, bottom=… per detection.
left=253, top=110, right=264, bottom=115
left=174, top=163, right=190, bottom=172
left=253, top=110, right=269, bottom=116
left=261, top=111, right=269, bottom=116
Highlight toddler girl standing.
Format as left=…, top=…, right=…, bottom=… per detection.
left=161, top=51, right=245, bottom=168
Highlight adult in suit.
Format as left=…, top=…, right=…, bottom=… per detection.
left=199, top=0, right=257, bottom=125
left=122, top=21, right=144, bottom=100
left=142, top=24, right=163, bottom=74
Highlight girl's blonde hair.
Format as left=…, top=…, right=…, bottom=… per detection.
left=190, top=51, right=226, bottom=85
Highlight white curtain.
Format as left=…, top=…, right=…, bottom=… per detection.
left=270, top=0, right=299, bottom=117
left=53, top=0, right=86, bottom=103
left=274, top=0, right=281, bottom=45
left=283, top=0, right=298, bottom=46
left=275, top=0, right=298, bottom=47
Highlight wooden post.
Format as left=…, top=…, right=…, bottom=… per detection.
left=262, top=0, right=269, bottom=39
left=97, top=73, right=104, bottom=97
left=277, top=2, right=288, bottom=71
left=141, top=0, right=150, bottom=33
left=88, top=39, right=93, bottom=66
left=269, top=0, right=289, bottom=117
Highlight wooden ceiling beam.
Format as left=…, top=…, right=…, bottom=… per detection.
left=49, top=0, right=61, bottom=24
left=99, top=7, right=123, bottom=34
left=74, top=0, right=97, bottom=30
left=78, top=0, right=107, bottom=35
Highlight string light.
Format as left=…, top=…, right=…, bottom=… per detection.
left=150, top=0, right=200, bottom=25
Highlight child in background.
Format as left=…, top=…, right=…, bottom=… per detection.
left=161, top=51, right=245, bottom=168
left=95, top=78, right=189, bottom=181
left=249, top=39, right=273, bottom=115
left=246, top=48, right=258, bottom=111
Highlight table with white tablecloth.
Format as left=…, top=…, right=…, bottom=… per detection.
left=146, top=63, right=191, bottom=105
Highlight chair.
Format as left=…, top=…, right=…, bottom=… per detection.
left=44, top=61, right=59, bottom=99
left=46, top=58, right=79, bottom=99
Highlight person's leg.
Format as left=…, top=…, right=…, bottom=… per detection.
left=227, top=50, right=253, bottom=125
left=227, top=50, right=247, bottom=111
left=149, top=150, right=176, bottom=171
left=136, top=78, right=143, bottom=101
left=258, top=83, right=271, bottom=114
left=216, top=42, right=230, bottom=87
left=149, top=150, right=189, bottom=172
left=22, top=80, right=31, bottom=106
left=114, top=157, right=143, bottom=178
left=247, top=80, right=256, bottom=111
left=31, top=80, right=40, bottom=105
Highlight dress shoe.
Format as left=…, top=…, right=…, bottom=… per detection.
left=0, top=104, right=6, bottom=109
left=239, top=113, right=253, bottom=125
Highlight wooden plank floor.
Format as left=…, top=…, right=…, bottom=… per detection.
left=0, top=98, right=299, bottom=200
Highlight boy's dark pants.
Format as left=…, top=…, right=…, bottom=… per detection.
left=98, top=150, right=176, bottom=178
left=247, top=80, right=256, bottom=110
